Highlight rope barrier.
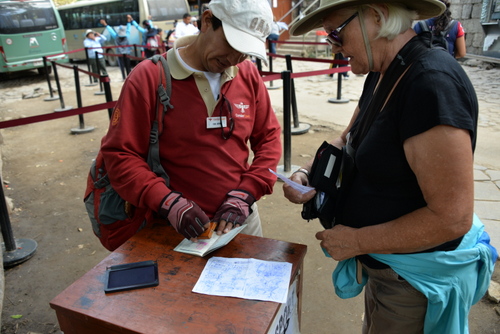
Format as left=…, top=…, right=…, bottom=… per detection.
left=0, top=102, right=116, bottom=129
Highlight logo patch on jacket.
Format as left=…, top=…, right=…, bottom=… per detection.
left=111, top=107, right=121, bottom=126
left=234, top=102, right=250, bottom=118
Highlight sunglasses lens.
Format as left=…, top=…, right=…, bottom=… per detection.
left=327, top=35, right=341, bottom=47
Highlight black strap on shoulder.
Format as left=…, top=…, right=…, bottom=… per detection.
left=441, top=19, right=457, bottom=37
left=147, top=54, right=172, bottom=186
left=350, top=36, right=431, bottom=149
left=418, top=21, right=429, bottom=33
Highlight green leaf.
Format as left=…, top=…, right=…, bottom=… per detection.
left=11, top=315, right=23, bottom=319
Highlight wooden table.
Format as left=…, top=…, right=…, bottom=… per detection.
left=50, top=223, right=307, bottom=334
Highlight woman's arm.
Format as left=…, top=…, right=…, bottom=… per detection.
left=316, top=125, right=474, bottom=261
left=454, top=35, right=466, bottom=59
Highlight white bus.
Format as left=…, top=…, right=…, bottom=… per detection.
left=0, top=0, right=68, bottom=76
left=57, top=0, right=189, bottom=65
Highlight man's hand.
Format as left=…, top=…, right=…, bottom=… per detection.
left=160, top=192, right=209, bottom=240
left=212, top=190, right=255, bottom=234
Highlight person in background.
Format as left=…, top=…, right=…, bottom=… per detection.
left=165, top=20, right=177, bottom=50
left=99, top=0, right=281, bottom=243
left=413, top=0, right=466, bottom=58
left=83, top=29, right=107, bottom=82
left=175, top=13, right=199, bottom=38
left=283, top=0, right=496, bottom=333
left=155, top=27, right=166, bottom=54
left=100, top=19, right=131, bottom=80
left=267, top=16, right=281, bottom=55
left=128, top=14, right=155, bottom=57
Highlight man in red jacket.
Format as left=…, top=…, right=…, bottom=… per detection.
left=100, top=0, right=281, bottom=242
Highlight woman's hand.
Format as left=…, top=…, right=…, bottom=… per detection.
left=283, top=171, right=316, bottom=204
left=316, top=225, right=360, bottom=261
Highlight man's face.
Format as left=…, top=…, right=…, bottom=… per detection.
left=183, top=16, right=191, bottom=24
left=200, top=23, right=247, bottom=73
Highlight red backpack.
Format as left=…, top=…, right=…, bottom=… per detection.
left=84, top=55, right=172, bottom=251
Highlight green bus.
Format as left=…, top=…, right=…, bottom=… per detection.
left=57, top=0, right=189, bottom=66
left=0, top=0, right=68, bottom=76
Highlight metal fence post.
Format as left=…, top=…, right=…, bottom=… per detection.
left=277, top=70, right=300, bottom=177
left=328, top=53, right=350, bottom=104
left=71, top=65, right=95, bottom=134
left=285, top=54, right=310, bottom=135
left=94, top=51, right=105, bottom=96
left=102, top=74, right=114, bottom=119
left=42, top=56, right=59, bottom=101
left=52, top=61, right=73, bottom=112
left=0, top=177, right=37, bottom=268
left=84, top=47, right=98, bottom=87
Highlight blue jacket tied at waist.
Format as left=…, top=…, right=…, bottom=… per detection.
left=332, top=214, right=497, bottom=334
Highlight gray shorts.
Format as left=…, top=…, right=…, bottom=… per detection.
left=362, top=263, right=428, bottom=334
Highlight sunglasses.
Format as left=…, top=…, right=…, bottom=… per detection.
left=219, top=94, right=234, bottom=140
left=326, top=12, right=359, bottom=47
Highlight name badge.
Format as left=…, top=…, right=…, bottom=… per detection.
left=206, top=116, right=227, bottom=129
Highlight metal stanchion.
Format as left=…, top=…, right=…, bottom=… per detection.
left=328, top=53, right=350, bottom=104
left=71, top=65, right=95, bottom=134
left=84, top=47, right=98, bottom=87
left=102, top=74, right=114, bottom=119
left=94, top=51, right=105, bottom=96
left=277, top=70, right=300, bottom=178
left=42, top=56, right=59, bottom=101
left=1, top=178, right=37, bottom=268
left=124, top=53, right=131, bottom=77
left=285, top=55, right=311, bottom=135
left=51, top=61, right=73, bottom=112
left=266, top=46, right=281, bottom=90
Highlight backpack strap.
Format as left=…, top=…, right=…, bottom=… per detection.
left=418, top=21, right=430, bottom=33
left=147, top=54, right=172, bottom=186
left=441, top=19, right=457, bottom=38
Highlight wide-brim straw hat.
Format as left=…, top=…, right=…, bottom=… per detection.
left=290, top=0, right=446, bottom=36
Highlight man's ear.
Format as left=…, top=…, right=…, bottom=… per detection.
left=200, top=10, right=213, bottom=33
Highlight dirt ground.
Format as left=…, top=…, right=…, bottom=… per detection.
left=0, top=62, right=499, bottom=334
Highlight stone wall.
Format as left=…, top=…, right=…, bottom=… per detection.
left=451, top=0, right=485, bottom=55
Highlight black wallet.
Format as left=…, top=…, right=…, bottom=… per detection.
left=301, top=141, right=343, bottom=229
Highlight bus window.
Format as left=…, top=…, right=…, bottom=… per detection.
left=0, top=0, right=68, bottom=75
left=0, top=1, right=59, bottom=34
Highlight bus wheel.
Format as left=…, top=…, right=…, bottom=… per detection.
left=37, top=66, right=52, bottom=75
left=106, top=48, right=118, bottom=67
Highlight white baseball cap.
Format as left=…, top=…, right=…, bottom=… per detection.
left=209, top=0, right=273, bottom=64
left=85, top=29, right=94, bottom=37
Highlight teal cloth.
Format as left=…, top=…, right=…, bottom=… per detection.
left=331, top=214, right=497, bottom=334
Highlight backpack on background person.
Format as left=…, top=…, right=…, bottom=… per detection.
left=417, top=19, right=458, bottom=55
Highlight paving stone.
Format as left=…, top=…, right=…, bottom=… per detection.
left=486, top=169, right=500, bottom=181
left=475, top=201, right=500, bottom=221
left=474, top=181, right=500, bottom=201
left=474, top=169, right=490, bottom=181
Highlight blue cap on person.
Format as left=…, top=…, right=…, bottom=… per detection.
left=290, top=0, right=446, bottom=36
left=209, top=0, right=273, bottom=64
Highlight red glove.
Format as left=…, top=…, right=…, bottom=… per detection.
left=159, top=192, right=209, bottom=239
left=213, top=190, right=255, bottom=226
